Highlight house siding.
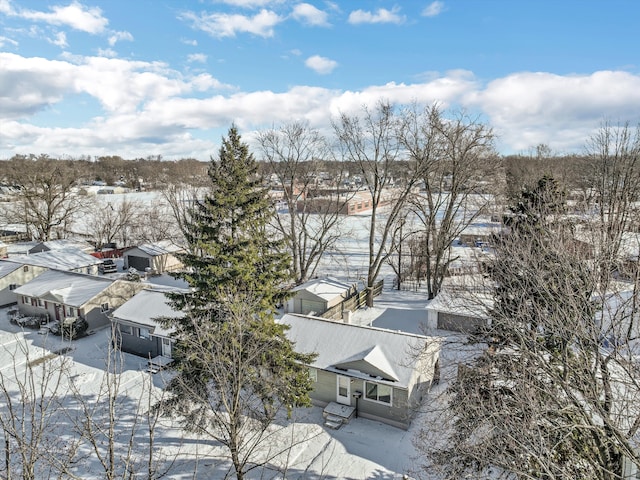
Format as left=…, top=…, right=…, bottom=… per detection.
left=309, top=369, right=412, bottom=429
left=115, top=325, right=162, bottom=358
left=0, top=265, right=47, bottom=307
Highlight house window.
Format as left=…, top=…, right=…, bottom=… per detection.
left=100, top=303, right=109, bottom=313
left=22, top=296, right=27, bottom=304
left=120, top=324, right=134, bottom=336
left=9, top=284, right=17, bottom=290
left=364, top=381, right=392, bottom=405
left=38, top=299, right=44, bottom=307
left=139, top=328, right=150, bottom=340
left=308, top=367, right=318, bottom=383
left=67, top=307, right=74, bottom=317
left=23, top=266, right=28, bottom=272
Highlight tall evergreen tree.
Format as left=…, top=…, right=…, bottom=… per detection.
left=160, top=126, right=315, bottom=479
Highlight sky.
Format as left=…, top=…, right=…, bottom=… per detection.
left=1, top=0, right=640, bottom=160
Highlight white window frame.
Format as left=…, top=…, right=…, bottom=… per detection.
left=308, top=367, right=318, bottom=383
left=139, top=327, right=150, bottom=340
left=100, top=302, right=109, bottom=313
left=364, top=381, right=393, bottom=405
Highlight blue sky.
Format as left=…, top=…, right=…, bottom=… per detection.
left=1, top=0, right=639, bottom=160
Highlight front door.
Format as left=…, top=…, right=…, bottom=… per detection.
left=336, top=375, right=350, bottom=405
left=161, top=337, right=172, bottom=358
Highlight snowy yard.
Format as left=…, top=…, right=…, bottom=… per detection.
left=0, top=280, right=478, bottom=479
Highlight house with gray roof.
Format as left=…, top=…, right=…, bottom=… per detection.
left=9, top=248, right=103, bottom=275
left=285, top=277, right=356, bottom=316
left=110, top=289, right=184, bottom=361
left=13, top=270, right=145, bottom=331
left=123, top=240, right=185, bottom=274
left=280, top=314, right=441, bottom=429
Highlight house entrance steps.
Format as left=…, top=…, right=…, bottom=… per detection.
left=323, top=402, right=356, bottom=429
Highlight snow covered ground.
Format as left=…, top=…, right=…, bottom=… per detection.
left=0, top=202, right=487, bottom=478
left=0, top=277, right=479, bottom=479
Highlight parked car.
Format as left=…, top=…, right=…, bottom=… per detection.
left=99, top=259, right=117, bottom=274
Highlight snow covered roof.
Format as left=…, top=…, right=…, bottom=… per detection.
left=31, top=239, right=94, bottom=253
left=13, top=270, right=115, bottom=307
left=292, top=277, right=354, bottom=301
left=111, top=289, right=184, bottom=337
left=426, top=283, right=492, bottom=318
left=9, top=248, right=102, bottom=271
left=128, top=240, right=184, bottom=257
left=280, top=314, right=435, bottom=388
left=0, top=260, right=21, bottom=279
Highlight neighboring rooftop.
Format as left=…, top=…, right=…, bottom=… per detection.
left=292, top=277, right=355, bottom=301
left=13, top=269, right=114, bottom=307
left=9, top=249, right=102, bottom=271
left=111, top=289, right=185, bottom=337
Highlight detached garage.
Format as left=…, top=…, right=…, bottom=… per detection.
left=286, top=277, right=356, bottom=316
left=426, top=287, right=491, bottom=333
left=124, top=241, right=185, bottom=274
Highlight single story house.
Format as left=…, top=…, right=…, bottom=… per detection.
left=426, top=284, right=491, bottom=333
left=8, top=248, right=103, bottom=275
left=13, top=270, right=145, bottom=331
left=280, top=314, right=441, bottom=429
left=110, top=289, right=183, bottom=360
left=0, top=260, right=48, bottom=307
left=124, top=240, right=185, bottom=274
left=286, top=277, right=357, bottom=316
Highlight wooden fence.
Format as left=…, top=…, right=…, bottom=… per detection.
left=321, top=280, right=384, bottom=321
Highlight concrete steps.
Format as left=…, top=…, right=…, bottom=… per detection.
left=322, top=402, right=356, bottom=429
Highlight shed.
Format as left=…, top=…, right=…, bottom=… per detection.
left=0, top=260, right=48, bottom=306
left=286, top=277, right=356, bottom=315
left=124, top=241, right=184, bottom=274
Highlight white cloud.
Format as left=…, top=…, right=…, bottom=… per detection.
left=348, top=7, right=405, bottom=25
left=181, top=9, right=283, bottom=38
left=181, top=38, right=198, bottom=46
left=2, top=51, right=640, bottom=158
left=292, top=3, right=330, bottom=26
left=0, top=35, right=19, bottom=48
left=469, top=70, right=640, bottom=153
left=422, top=1, right=444, bottom=17
left=305, top=55, right=337, bottom=74
left=187, top=53, right=207, bottom=63
left=97, top=47, right=117, bottom=58
left=213, top=0, right=279, bottom=7
left=108, top=30, right=133, bottom=46
left=48, top=31, right=67, bottom=47
left=18, top=1, right=109, bottom=34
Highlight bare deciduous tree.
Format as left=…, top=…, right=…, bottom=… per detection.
left=2, top=156, right=86, bottom=241
left=401, top=105, right=498, bottom=299
left=0, top=334, right=81, bottom=480
left=418, top=176, right=640, bottom=480
left=257, top=122, right=352, bottom=284
left=334, top=100, right=422, bottom=305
